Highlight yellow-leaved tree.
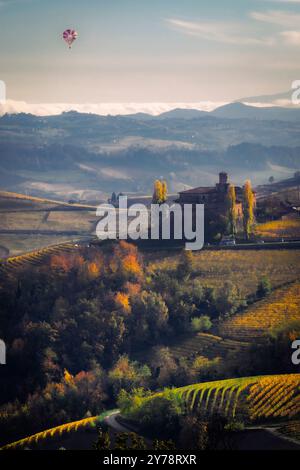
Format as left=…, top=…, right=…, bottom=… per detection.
left=161, top=180, right=168, bottom=203
left=226, top=184, right=237, bottom=235
left=243, top=180, right=255, bottom=240
left=152, top=179, right=167, bottom=204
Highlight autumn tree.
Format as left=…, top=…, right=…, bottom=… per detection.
left=226, top=184, right=237, bottom=236
left=131, top=291, right=169, bottom=344
left=115, top=292, right=131, bottom=314
left=108, top=355, right=151, bottom=395
left=50, top=253, right=85, bottom=273
left=161, top=180, right=168, bottom=203
left=216, top=281, right=245, bottom=316
left=112, top=241, right=143, bottom=280
left=153, top=180, right=162, bottom=204
left=176, top=250, right=194, bottom=279
left=242, top=180, right=255, bottom=240
left=152, top=179, right=167, bottom=204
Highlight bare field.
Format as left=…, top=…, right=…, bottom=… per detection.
left=0, top=192, right=97, bottom=255
left=0, top=210, right=96, bottom=231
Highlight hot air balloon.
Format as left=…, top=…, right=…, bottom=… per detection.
left=62, top=29, right=78, bottom=49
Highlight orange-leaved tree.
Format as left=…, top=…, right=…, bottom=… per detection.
left=115, top=292, right=131, bottom=313
left=111, top=241, right=143, bottom=280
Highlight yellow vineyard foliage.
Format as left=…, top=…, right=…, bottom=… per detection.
left=0, top=415, right=99, bottom=450
left=221, top=282, right=300, bottom=341
left=166, top=374, right=300, bottom=421
left=0, top=242, right=75, bottom=275
left=247, top=375, right=300, bottom=420
left=146, top=250, right=300, bottom=297
left=255, top=218, right=300, bottom=239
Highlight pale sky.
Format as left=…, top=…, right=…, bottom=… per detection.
left=1, top=0, right=300, bottom=105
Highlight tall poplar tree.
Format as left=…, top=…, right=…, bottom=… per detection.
left=226, top=184, right=237, bottom=235
left=161, top=180, right=168, bottom=203
left=152, top=180, right=167, bottom=204
left=243, top=180, right=255, bottom=240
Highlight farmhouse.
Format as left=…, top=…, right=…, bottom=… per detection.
left=177, top=172, right=244, bottom=216
left=177, top=172, right=254, bottom=240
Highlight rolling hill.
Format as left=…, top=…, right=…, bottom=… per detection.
left=0, top=107, right=300, bottom=200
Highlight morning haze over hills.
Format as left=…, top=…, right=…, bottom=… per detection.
left=1, top=93, right=300, bottom=202
left=2, top=0, right=300, bottom=452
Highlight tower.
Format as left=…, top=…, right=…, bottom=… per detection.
left=216, top=172, right=229, bottom=192
left=219, top=172, right=228, bottom=185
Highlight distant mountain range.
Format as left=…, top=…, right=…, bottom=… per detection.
left=124, top=102, right=300, bottom=122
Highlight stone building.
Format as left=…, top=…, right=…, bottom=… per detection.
left=177, top=172, right=253, bottom=240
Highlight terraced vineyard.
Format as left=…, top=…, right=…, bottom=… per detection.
left=0, top=414, right=104, bottom=450
left=146, top=250, right=300, bottom=297
left=167, top=333, right=250, bottom=361
left=0, top=242, right=78, bottom=276
left=167, top=374, right=300, bottom=421
left=220, top=282, right=300, bottom=341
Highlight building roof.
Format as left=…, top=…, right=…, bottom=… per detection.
left=178, top=187, right=216, bottom=195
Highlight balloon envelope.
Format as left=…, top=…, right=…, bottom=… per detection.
left=62, top=29, right=78, bottom=48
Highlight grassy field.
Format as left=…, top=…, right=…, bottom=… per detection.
left=255, top=218, right=300, bottom=239
left=220, top=281, right=300, bottom=341
left=146, top=249, right=300, bottom=297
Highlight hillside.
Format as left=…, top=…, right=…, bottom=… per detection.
left=255, top=218, right=300, bottom=239
left=4, top=374, right=300, bottom=450
left=220, top=282, right=300, bottom=341
left=0, top=111, right=300, bottom=200
left=0, top=191, right=98, bottom=257
left=175, top=374, right=300, bottom=421
left=146, top=249, right=300, bottom=297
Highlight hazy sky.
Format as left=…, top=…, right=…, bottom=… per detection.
left=1, top=0, right=300, bottom=103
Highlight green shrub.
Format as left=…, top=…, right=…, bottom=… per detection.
left=190, top=316, right=212, bottom=332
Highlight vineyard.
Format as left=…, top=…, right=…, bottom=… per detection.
left=2, top=377, right=300, bottom=449
left=146, top=249, right=300, bottom=297
left=0, top=412, right=111, bottom=450
left=0, top=190, right=96, bottom=209
left=0, top=242, right=78, bottom=276
left=255, top=218, right=300, bottom=239
left=134, top=333, right=250, bottom=365
left=164, top=374, right=300, bottom=421
left=220, top=281, right=300, bottom=341
left=161, top=333, right=250, bottom=363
